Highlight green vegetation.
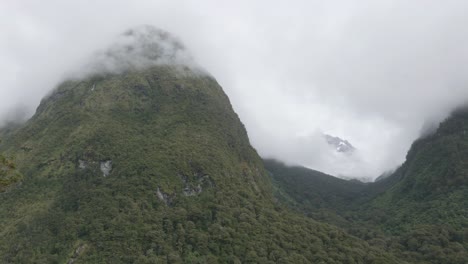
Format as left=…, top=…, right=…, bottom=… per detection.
left=265, top=159, right=366, bottom=210
left=0, top=146, right=22, bottom=192
left=266, top=110, right=468, bottom=263
left=0, top=66, right=399, bottom=263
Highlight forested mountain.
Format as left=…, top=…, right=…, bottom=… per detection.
left=0, top=27, right=399, bottom=263
left=266, top=109, right=468, bottom=263
left=2, top=25, right=466, bottom=264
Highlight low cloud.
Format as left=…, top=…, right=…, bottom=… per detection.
left=73, top=25, right=204, bottom=79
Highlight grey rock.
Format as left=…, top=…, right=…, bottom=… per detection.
left=100, top=160, right=112, bottom=177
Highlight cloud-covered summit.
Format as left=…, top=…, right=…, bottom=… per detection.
left=77, top=25, right=201, bottom=77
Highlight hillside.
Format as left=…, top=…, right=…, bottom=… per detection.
left=265, top=109, right=468, bottom=264
left=265, top=159, right=366, bottom=211
left=0, top=27, right=399, bottom=263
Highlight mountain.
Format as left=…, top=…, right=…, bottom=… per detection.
left=324, top=134, right=356, bottom=154
left=265, top=108, right=468, bottom=263
left=0, top=26, right=399, bottom=263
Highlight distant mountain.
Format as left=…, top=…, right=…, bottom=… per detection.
left=324, top=134, right=356, bottom=154
left=0, top=26, right=399, bottom=263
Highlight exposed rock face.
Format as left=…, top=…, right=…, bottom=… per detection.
left=78, top=159, right=87, bottom=169
left=100, top=160, right=112, bottom=177
left=324, top=134, right=356, bottom=154
left=77, top=159, right=112, bottom=177
left=67, top=244, right=87, bottom=264
left=179, top=172, right=213, bottom=196
left=156, top=187, right=174, bottom=206
left=183, top=184, right=202, bottom=196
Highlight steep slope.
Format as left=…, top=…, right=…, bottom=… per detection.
left=265, top=159, right=366, bottom=211
left=265, top=108, right=468, bottom=263
left=0, top=27, right=399, bottom=263
left=365, top=108, right=468, bottom=230
left=359, top=108, right=468, bottom=263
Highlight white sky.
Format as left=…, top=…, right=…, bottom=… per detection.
left=2, top=0, right=468, bottom=179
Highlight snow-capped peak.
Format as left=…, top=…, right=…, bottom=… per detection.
left=324, top=134, right=356, bottom=154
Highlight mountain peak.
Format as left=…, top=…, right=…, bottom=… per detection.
left=324, top=134, right=356, bottom=154
left=80, top=25, right=203, bottom=77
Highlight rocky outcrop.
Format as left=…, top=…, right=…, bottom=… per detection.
left=67, top=244, right=87, bottom=264
left=100, top=160, right=112, bottom=177
left=179, top=172, right=214, bottom=197
left=156, top=187, right=174, bottom=206
left=77, top=159, right=113, bottom=177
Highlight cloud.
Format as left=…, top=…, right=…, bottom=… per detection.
left=1, top=0, right=468, bottom=179
left=72, top=25, right=206, bottom=79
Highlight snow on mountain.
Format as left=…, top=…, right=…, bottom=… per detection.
left=324, top=134, right=356, bottom=154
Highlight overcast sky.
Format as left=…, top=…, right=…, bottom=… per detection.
left=2, top=0, right=468, bottom=179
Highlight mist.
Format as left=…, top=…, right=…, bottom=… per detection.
left=72, top=25, right=207, bottom=79
left=2, top=0, right=468, bottom=179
